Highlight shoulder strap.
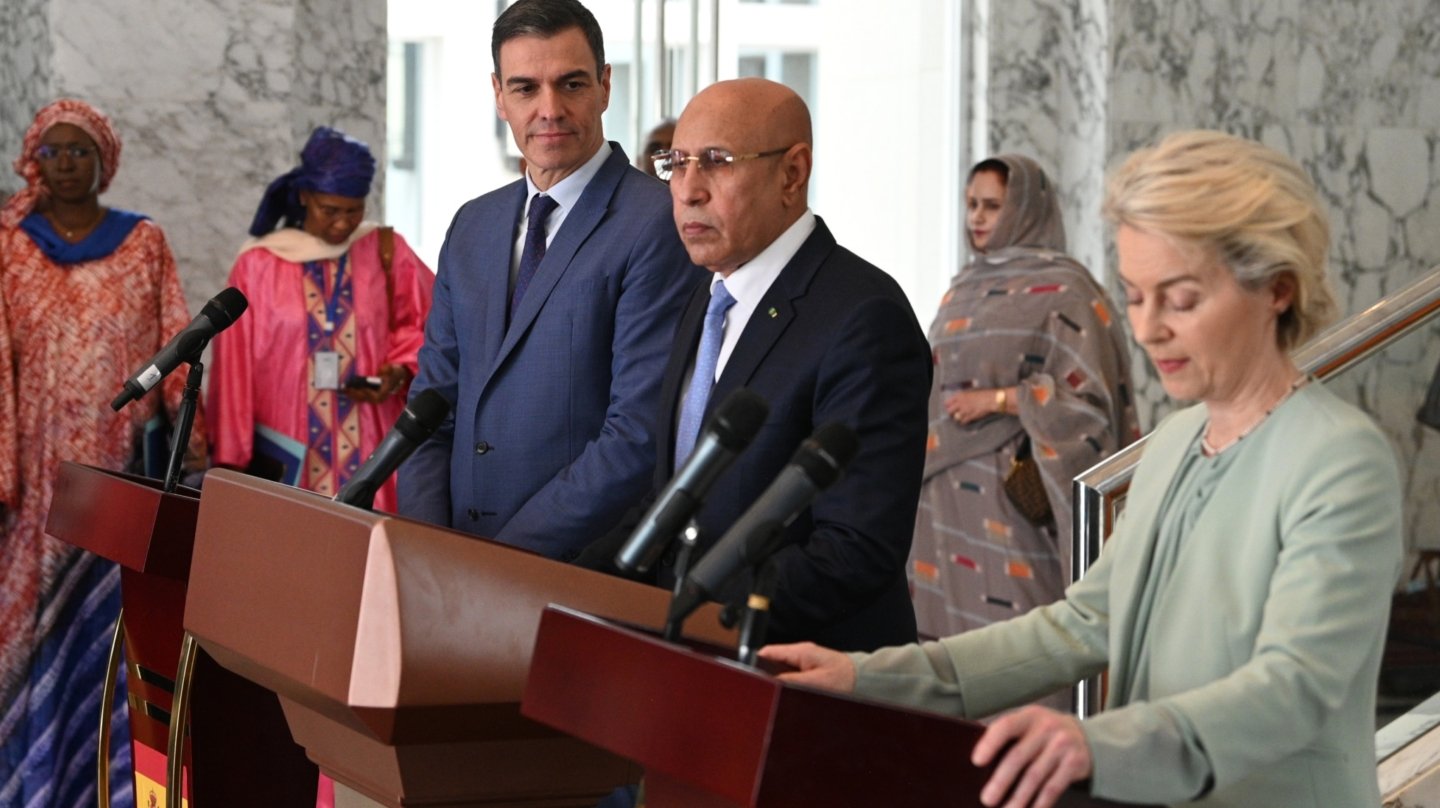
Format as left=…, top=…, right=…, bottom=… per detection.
left=377, top=226, right=396, bottom=332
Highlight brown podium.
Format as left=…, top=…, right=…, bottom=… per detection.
left=182, top=469, right=736, bottom=807
left=45, top=462, right=316, bottom=808
left=522, top=606, right=1149, bottom=808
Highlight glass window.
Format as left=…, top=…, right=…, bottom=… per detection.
left=388, top=0, right=963, bottom=317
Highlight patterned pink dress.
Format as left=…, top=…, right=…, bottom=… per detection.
left=207, top=224, right=433, bottom=513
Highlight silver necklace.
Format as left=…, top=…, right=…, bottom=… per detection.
left=1201, top=375, right=1309, bottom=457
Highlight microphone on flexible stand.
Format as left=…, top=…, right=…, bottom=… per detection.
left=735, top=558, right=779, bottom=666
left=615, top=388, right=769, bottom=574
left=334, top=389, right=452, bottom=510
left=112, top=287, right=249, bottom=411
left=665, top=422, right=860, bottom=636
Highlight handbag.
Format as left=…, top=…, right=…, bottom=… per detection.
left=1003, top=436, right=1053, bottom=526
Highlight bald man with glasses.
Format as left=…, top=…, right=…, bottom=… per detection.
left=582, top=78, right=932, bottom=653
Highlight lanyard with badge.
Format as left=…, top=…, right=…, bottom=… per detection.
left=313, top=254, right=348, bottom=390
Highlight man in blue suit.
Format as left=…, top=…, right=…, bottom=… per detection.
left=399, top=0, right=699, bottom=558
left=582, top=78, right=932, bottom=652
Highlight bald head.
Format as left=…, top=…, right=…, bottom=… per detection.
left=669, top=78, right=814, bottom=275
left=684, top=78, right=812, bottom=154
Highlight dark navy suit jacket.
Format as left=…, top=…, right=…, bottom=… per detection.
left=399, top=145, right=701, bottom=558
left=586, top=217, right=932, bottom=652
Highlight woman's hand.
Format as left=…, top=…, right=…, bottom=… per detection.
left=343, top=363, right=412, bottom=404
left=972, top=705, right=1092, bottom=808
left=756, top=642, right=857, bottom=692
left=945, top=386, right=1014, bottom=424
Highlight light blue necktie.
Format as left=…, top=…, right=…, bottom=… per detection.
left=674, top=280, right=736, bottom=468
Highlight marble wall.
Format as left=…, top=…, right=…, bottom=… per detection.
left=975, top=0, right=1440, bottom=558
left=0, top=0, right=53, bottom=186
left=0, top=0, right=387, bottom=312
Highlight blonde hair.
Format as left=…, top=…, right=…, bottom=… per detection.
left=1103, top=130, right=1338, bottom=349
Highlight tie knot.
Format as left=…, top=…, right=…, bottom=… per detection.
left=707, top=280, right=736, bottom=317
left=528, top=194, right=559, bottom=228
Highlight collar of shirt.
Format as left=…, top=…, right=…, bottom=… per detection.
left=521, top=140, right=614, bottom=243
left=710, top=208, right=817, bottom=379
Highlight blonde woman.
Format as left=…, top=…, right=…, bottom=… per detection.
left=763, top=131, right=1401, bottom=808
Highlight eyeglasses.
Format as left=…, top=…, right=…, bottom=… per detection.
left=34, top=145, right=96, bottom=162
left=652, top=146, right=792, bottom=182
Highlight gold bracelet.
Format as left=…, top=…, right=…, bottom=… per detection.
left=995, top=388, right=1007, bottom=413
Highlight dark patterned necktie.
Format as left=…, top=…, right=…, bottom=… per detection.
left=510, top=193, right=560, bottom=324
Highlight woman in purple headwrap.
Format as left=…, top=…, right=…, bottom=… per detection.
left=208, top=126, right=433, bottom=513
left=0, top=98, right=205, bottom=807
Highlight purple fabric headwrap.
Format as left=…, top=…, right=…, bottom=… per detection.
left=248, top=126, right=376, bottom=237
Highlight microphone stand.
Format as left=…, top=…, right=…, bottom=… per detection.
left=162, top=361, right=203, bottom=494
left=663, top=521, right=702, bottom=641
left=736, top=558, right=778, bottom=667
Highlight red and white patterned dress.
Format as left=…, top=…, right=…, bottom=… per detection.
left=0, top=215, right=203, bottom=801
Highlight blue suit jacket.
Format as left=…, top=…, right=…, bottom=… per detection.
left=599, top=218, right=932, bottom=651
left=399, top=145, right=701, bottom=558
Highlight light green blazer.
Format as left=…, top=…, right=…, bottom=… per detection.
left=852, top=382, right=1402, bottom=807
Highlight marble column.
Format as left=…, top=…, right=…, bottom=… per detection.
left=972, top=0, right=1440, bottom=557
left=0, top=0, right=387, bottom=311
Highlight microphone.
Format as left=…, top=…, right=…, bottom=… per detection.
left=667, top=422, right=860, bottom=627
left=615, top=388, right=769, bottom=574
left=111, top=287, right=249, bottom=410
left=334, top=389, right=452, bottom=510
left=736, top=559, right=779, bottom=667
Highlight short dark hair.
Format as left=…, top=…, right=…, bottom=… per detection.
left=492, top=0, right=606, bottom=79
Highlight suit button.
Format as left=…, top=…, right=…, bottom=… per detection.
left=474, top=441, right=492, bottom=455
left=467, top=508, right=479, bottom=520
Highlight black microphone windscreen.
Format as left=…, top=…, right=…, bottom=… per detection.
left=395, top=389, right=451, bottom=443
left=710, top=388, right=769, bottom=450
left=793, top=422, right=859, bottom=489
left=203, top=287, right=249, bottom=329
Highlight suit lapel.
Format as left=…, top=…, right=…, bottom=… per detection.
left=709, top=219, right=836, bottom=408
left=493, top=147, right=628, bottom=369
left=479, top=183, right=528, bottom=369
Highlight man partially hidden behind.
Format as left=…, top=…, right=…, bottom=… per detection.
left=584, top=78, right=932, bottom=652
left=400, top=0, right=699, bottom=557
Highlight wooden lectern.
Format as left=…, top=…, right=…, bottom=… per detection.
left=522, top=606, right=1149, bottom=808
left=45, top=462, right=316, bottom=807
left=184, top=470, right=736, bottom=808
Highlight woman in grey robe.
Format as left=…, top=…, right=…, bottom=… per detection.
left=910, top=154, right=1139, bottom=639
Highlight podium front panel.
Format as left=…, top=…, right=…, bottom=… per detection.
left=185, top=470, right=734, bottom=806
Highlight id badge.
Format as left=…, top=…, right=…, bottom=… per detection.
left=314, top=351, right=340, bottom=390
